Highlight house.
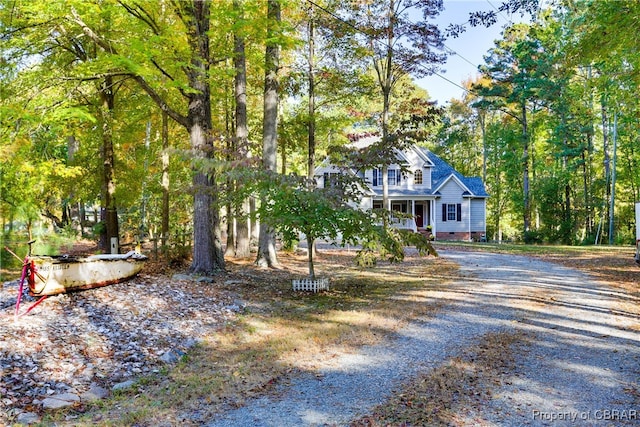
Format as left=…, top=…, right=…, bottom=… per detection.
left=315, top=136, right=489, bottom=241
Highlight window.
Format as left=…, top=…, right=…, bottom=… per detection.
left=414, top=169, right=423, bottom=185
left=372, top=169, right=382, bottom=186
left=441, top=203, right=462, bottom=222
left=387, top=169, right=401, bottom=186
left=323, top=172, right=340, bottom=188
left=447, top=204, right=457, bottom=221
left=373, top=169, right=401, bottom=186
left=391, top=202, right=406, bottom=213
left=388, top=169, right=396, bottom=186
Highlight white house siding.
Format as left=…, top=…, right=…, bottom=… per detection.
left=314, top=143, right=488, bottom=241
left=364, top=168, right=374, bottom=187
left=424, top=167, right=432, bottom=188
left=408, top=167, right=431, bottom=189
left=402, top=149, right=432, bottom=189
left=437, top=179, right=468, bottom=234
left=364, top=166, right=432, bottom=191
left=358, top=196, right=373, bottom=210
left=470, top=199, right=486, bottom=232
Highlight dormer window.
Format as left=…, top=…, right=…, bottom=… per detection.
left=388, top=169, right=401, bottom=186
left=414, top=169, right=423, bottom=185
left=372, top=168, right=382, bottom=186
left=372, top=168, right=401, bottom=186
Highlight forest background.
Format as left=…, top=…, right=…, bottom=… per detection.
left=1, top=0, right=639, bottom=274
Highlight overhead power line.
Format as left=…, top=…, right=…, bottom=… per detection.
left=305, top=0, right=478, bottom=101
left=486, top=0, right=515, bottom=26
left=305, top=0, right=537, bottom=125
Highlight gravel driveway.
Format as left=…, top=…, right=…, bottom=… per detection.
left=207, top=249, right=640, bottom=427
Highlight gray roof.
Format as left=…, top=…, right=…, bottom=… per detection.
left=371, top=188, right=439, bottom=197
left=338, top=138, right=489, bottom=198
left=369, top=147, right=488, bottom=198
left=421, top=147, right=489, bottom=198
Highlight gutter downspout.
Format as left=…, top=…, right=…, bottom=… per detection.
left=468, top=198, right=472, bottom=241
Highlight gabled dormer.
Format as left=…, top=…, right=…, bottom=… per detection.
left=364, top=146, right=433, bottom=191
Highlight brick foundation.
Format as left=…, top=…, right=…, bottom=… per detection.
left=436, top=231, right=486, bottom=242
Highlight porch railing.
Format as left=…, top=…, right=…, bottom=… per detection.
left=389, top=217, right=416, bottom=230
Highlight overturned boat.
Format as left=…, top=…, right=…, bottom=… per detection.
left=27, top=251, right=148, bottom=296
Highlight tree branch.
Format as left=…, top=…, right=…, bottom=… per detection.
left=69, top=6, right=188, bottom=127
left=70, top=8, right=116, bottom=54
left=132, top=74, right=188, bottom=127
left=117, top=0, right=161, bottom=34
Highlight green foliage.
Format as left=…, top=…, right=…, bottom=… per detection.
left=2, top=0, right=638, bottom=256
left=355, top=225, right=404, bottom=267
left=243, top=168, right=437, bottom=275
left=459, top=4, right=640, bottom=245
left=402, top=229, right=438, bottom=257
left=354, top=225, right=438, bottom=267
left=252, top=171, right=370, bottom=242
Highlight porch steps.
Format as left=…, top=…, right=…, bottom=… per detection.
left=417, top=227, right=434, bottom=240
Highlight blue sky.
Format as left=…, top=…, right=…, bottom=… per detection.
left=417, top=0, right=531, bottom=105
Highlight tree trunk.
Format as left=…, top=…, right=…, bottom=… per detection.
left=600, top=99, right=610, bottom=243
left=234, top=1, right=251, bottom=257
left=235, top=199, right=250, bottom=258
left=79, top=203, right=86, bottom=236
left=225, top=200, right=236, bottom=257
left=224, top=51, right=237, bottom=258
left=186, top=0, right=224, bottom=273
left=609, top=111, right=618, bottom=245
left=561, top=115, right=571, bottom=244
left=306, top=10, right=318, bottom=258
left=377, top=1, right=395, bottom=225
left=307, top=5, right=316, bottom=182
left=582, top=66, right=594, bottom=239
left=521, top=100, right=530, bottom=237
left=99, top=75, right=119, bottom=254
left=308, top=237, right=315, bottom=279
left=479, top=110, right=487, bottom=183
left=580, top=149, right=589, bottom=239
left=250, top=197, right=259, bottom=243
left=66, top=135, right=78, bottom=231
left=256, top=0, right=281, bottom=268
left=225, top=104, right=236, bottom=258
left=161, top=110, right=170, bottom=253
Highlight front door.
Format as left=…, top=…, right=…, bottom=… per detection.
left=415, top=204, right=424, bottom=228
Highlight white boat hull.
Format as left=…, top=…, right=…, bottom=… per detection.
left=27, top=251, right=147, bottom=296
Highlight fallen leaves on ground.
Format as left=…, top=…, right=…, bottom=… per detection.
left=25, top=248, right=454, bottom=426
left=350, top=331, right=531, bottom=427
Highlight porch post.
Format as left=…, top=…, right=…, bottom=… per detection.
left=411, top=199, right=415, bottom=232
left=431, top=199, right=436, bottom=240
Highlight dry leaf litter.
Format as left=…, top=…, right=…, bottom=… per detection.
left=1, top=271, right=241, bottom=425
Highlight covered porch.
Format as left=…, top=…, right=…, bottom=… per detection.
left=373, top=198, right=437, bottom=235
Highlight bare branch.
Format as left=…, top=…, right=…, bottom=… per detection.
left=70, top=7, right=116, bottom=54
